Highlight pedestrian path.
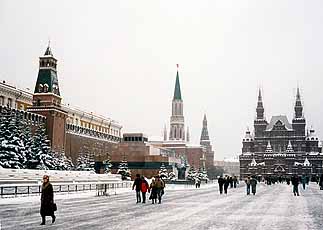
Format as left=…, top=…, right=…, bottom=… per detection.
left=0, top=182, right=322, bottom=230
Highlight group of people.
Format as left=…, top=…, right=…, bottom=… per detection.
left=217, top=175, right=239, bottom=194
left=132, top=174, right=165, bottom=204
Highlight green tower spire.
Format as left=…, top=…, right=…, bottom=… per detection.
left=173, top=70, right=182, bottom=100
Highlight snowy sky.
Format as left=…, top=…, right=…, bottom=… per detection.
left=1, top=0, right=323, bottom=160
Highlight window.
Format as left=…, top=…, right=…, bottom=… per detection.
left=44, top=84, right=49, bottom=93
left=38, top=84, right=43, bottom=93
left=0, top=96, right=4, bottom=106
left=7, top=98, right=12, bottom=108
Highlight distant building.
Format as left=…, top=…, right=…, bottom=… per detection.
left=239, top=89, right=323, bottom=178
left=214, top=157, right=240, bottom=177
left=111, top=133, right=181, bottom=179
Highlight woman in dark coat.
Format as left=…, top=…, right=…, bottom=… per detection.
left=40, top=175, right=56, bottom=225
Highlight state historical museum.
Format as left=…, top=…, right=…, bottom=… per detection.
left=239, top=89, right=323, bottom=179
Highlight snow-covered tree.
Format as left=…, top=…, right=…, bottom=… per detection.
left=0, top=108, right=26, bottom=169
left=103, top=157, right=112, bottom=174
left=28, top=125, right=56, bottom=170
left=197, top=167, right=209, bottom=182
left=168, top=171, right=176, bottom=180
left=75, top=150, right=95, bottom=171
left=53, top=150, right=74, bottom=170
left=158, top=163, right=168, bottom=179
left=117, top=156, right=131, bottom=180
left=187, top=166, right=197, bottom=181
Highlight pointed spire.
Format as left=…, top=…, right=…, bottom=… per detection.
left=200, top=114, right=210, bottom=141
left=173, top=65, right=182, bottom=100
left=296, top=87, right=301, bottom=100
left=256, top=88, right=265, bottom=120
left=294, top=86, right=303, bottom=118
left=186, top=126, right=190, bottom=142
left=258, top=88, right=262, bottom=102
left=44, top=40, right=53, bottom=56
left=163, top=124, right=167, bottom=141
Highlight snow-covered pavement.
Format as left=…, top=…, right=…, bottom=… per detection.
left=0, top=182, right=322, bottom=230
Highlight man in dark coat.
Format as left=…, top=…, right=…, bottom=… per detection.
left=218, top=176, right=224, bottom=194
left=132, top=174, right=142, bottom=203
left=319, top=174, right=323, bottom=190
left=250, top=176, right=257, bottom=195
left=291, top=175, right=300, bottom=196
left=223, top=176, right=230, bottom=194
left=40, top=175, right=56, bottom=225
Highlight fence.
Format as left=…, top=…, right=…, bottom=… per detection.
left=0, top=181, right=132, bottom=198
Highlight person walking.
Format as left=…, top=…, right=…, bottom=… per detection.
left=245, top=176, right=251, bottom=195
left=233, top=176, right=238, bottom=188
left=155, top=176, right=165, bottom=204
left=195, top=177, right=201, bottom=188
left=40, top=175, right=56, bottom=225
left=291, top=175, right=300, bottom=196
left=250, top=176, right=257, bottom=195
left=229, top=177, right=233, bottom=188
left=224, top=176, right=230, bottom=194
left=132, top=174, right=142, bottom=203
left=218, top=176, right=224, bottom=194
left=149, top=178, right=157, bottom=204
left=301, top=175, right=306, bottom=190
left=140, top=176, right=150, bottom=203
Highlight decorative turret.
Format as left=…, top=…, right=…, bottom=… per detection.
left=265, top=141, right=273, bottom=153
left=286, top=141, right=294, bottom=153
left=169, top=65, right=185, bottom=141
left=249, top=157, right=257, bottom=166
left=294, top=87, right=303, bottom=119
left=303, top=157, right=311, bottom=167
left=200, top=114, right=210, bottom=142
left=292, top=87, right=306, bottom=137
left=243, top=127, right=253, bottom=142
left=254, top=88, right=268, bottom=137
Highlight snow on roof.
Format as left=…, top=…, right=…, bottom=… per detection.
left=266, top=115, right=293, bottom=131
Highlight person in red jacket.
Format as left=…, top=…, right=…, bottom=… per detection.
left=140, top=176, right=150, bottom=203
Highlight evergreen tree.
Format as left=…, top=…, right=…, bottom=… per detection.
left=18, top=116, right=33, bottom=168
left=0, top=108, right=25, bottom=169
left=103, top=157, right=112, bottom=174
left=168, top=171, right=176, bottom=180
left=117, top=155, right=131, bottom=180
left=158, top=163, right=168, bottom=179
left=197, top=167, right=209, bottom=182
left=75, top=150, right=94, bottom=171
left=53, top=150, right=74, bottom=170
left=29, top=125, right=56, bottom=170
left=187, top=166, right=197, bottom=181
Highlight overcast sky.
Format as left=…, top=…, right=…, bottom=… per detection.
left=1, top=0, right=323, bottom=160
